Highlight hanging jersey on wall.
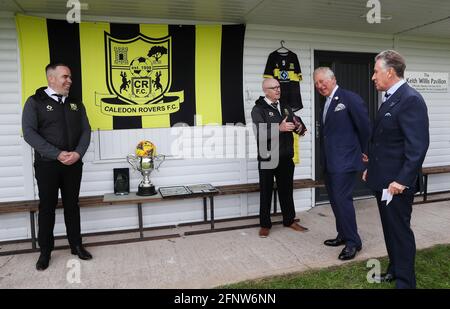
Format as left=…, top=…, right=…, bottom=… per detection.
left=263, top=50, right=303, bottom=111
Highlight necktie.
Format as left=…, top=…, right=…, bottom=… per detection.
left=271, top=102, right=280, bottom=114
left=322, top=96, right=332, bottom=124
left=52, top=94, right=63, bottom=104
left=383, top=92, right=391, bottom=102
left=52, top=93, right=69, bottom=148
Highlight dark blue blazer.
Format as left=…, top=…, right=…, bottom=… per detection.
left=320, top=87, right=370, bottom=174
left=367, top=83, right=429, bottom=191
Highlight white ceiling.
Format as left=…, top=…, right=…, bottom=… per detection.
left=2, top=0, right=450, bottom=40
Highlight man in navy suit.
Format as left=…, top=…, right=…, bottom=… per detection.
left=363, top=50, right=429, bottom=288
left=314, top=67, right=370, bottom=260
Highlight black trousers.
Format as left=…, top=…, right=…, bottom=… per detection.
left=258, top=158, right=295, bottom=228
left=34, top=160, right=83, bottom=253
left=375, top=191, right=416, bottom=289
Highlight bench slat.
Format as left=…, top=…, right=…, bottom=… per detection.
left=422, top=165, right=450, bottom=175
left=216, top=179, right=324, bottom=195
left=0, top=200, right=38, bottom=214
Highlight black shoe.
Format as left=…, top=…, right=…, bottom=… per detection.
left=71, top=245, right=92, bottom=260
left=338, top=246, right=361, bottom=260
left=373, top=273, right=396, bottom=283
left=324, top=237, right=345, bottom=247
left=36, top=253, right=51, bottom=271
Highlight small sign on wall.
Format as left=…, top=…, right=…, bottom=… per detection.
left=405, top=71, right=448, bottom=92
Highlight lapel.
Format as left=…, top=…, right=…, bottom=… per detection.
left=324, top=88, right=341, bottom=126
left=373, top=83, right=409, bottom=131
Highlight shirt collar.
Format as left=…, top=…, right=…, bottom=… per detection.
left=264, top=97, right=279, bottom=105
left=385, top=79, right=406, bottom=97
left=45, top=87, right=67, bottom=103
left=264, top=97, right=280, bottom=113
left=328, top=85, right=339, bottom=100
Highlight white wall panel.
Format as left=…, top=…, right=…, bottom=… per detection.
left=397, top=39, right=450, bottom=192
left=0, top=213, right=30, bottom=242
left=0, top=14, right=34, bottom=246
left=396, top=39, right=450, bottom=192
left=0, top=13, right=29, bottom=204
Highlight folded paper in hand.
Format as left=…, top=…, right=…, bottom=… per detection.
left=381, top=189, right=393, bottom=206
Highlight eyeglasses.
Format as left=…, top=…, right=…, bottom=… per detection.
left=265, top=86, right=280, bottom=90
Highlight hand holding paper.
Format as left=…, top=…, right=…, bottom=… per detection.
left=388, top=181, right=406, bottom=195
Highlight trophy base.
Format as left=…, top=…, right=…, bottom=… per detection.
left=137, top=185, right=157, bottom=196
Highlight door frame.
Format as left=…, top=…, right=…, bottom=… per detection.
left=312, top=50, right=379, bottom=204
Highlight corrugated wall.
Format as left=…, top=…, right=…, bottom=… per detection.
left=0, top=12, right=33, bottom=240
left=397, top=38, right=450, bottom=192
left=0, top=12, right=27, bottom=201
left=1, top=14, right=449, bottom=241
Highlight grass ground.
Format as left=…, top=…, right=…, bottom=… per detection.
left=221, top=244, right=450, bottom=289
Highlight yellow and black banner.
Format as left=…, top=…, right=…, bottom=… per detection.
left=16, top=15, right=246, bottom=130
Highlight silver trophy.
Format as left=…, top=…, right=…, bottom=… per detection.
left=127, top=141, right=165, bottom=196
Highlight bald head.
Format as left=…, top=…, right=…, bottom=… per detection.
left=262, top=78, right=281, bottom=102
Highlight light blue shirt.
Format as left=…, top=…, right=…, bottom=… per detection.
left=383, top=79, right=406, bottom=102
left=323, top=85, right=339, bottom=123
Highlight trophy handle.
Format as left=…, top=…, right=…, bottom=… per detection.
left=153, top=154, right=166, bottom=170
left=127, top=154, right=139, bottom=171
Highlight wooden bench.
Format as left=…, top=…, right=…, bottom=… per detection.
left=421, top=165, right=450, bottom=202
left=0, top=178, right=323, bottom=256
left=0, top=196, right=109, bottom=253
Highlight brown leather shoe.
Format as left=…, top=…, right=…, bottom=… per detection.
left=259, top=227, right=270, bottom=238
left=289, top=222, right=309, bottom=232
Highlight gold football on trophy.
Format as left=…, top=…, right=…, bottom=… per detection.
left=135, top=140, right=156, bottom=157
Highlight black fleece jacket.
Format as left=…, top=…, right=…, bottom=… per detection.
left=251, top=96, right=296, bottom=162
left=22, top=87, right=91, bottom=161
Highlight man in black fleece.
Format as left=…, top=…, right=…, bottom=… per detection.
left=22, top=63, right=92, bottom=271
left=251, top=78, right=307, bottom=238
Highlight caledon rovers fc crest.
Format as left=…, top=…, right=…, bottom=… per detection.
left=98, top=33, right=184, bottom=116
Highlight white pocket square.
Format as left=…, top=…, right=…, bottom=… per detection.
left=334, top=103, right=346, bottom=112
left=384, top=112, right=392, bottom=117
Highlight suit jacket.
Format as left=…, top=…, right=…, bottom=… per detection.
left=367, top=83, right=429, bottom=192
left=320, top=87, right=370, bottom=174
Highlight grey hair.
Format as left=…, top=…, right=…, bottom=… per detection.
left=375, top=50, right=406, bottom=78
left=313, top=67, right=335, bottom=80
